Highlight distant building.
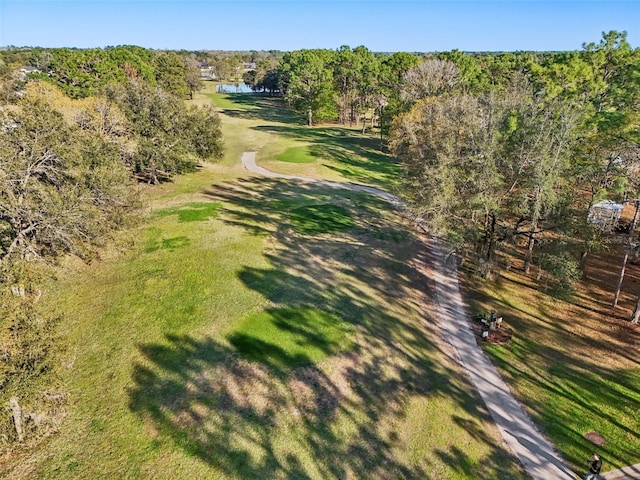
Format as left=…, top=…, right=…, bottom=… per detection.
left=19, top=66, right=41, bottom=74
left=588, top=200, right=624, bottom=231
left=17, top=66, right=43, bottom=81
left=199, top=67, right=216, bottom=80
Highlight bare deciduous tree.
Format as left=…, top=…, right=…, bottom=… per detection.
left=400, top=59, right=460, bottom=102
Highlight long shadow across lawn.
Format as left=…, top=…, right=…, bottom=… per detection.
left=255, top=124, right=401, bottom=187
left=129, top=177, right=528, bottom=479
left=208, top=92, right=303, bottom=124
left=463, top=275, right=640, bottom=472
left=485, top=337, right=640, bottom=471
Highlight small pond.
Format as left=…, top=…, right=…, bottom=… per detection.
left=216, top=83, right=253, bottom=93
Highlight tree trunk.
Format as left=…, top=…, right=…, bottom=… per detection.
left=10, top=397, right=24, bottom=442
left=613, top=248, right=629, bottom=308
left=631, top=243, right=640, bottom=265
left=378, top=107, right=383, bottom=133
left=630, top=200, right=640, bottom=235
left=524, top=217, right=538, bottom=274
left=631, top=296, right=640, bottom=324
left=150, top=166, right=158, bottom=185
left=536, top=263, right=543, bottom=281
left=523, top=184, right=542, bottom=274
left=307, top=107, right=313, bottom=127
left=486, top=213, right=497, bottom=263
left=579, top=250, right=589, bottom=271
left=341, top=82, right=348, bottom=125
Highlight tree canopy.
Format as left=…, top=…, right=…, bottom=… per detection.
left=390, top=31, right=640, bottom=294
left=0, top=47, right=225, bottom=449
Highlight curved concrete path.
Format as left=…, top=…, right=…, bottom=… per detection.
left=240, top=151, right=640, bottom=480
left=241, top=152, right=403, bottom=206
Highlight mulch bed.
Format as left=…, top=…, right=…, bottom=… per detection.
left=584, top=431, right=608, bottom=447
left=470, top=318, right=513, bottom=346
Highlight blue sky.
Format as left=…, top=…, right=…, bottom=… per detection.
left=1, top=1, right=638, bottom=52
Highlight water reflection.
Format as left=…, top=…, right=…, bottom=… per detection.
left=216, top=83, right=253, bottom=93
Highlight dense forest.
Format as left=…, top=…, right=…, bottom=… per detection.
left=0, top=31, right=638, bottom=454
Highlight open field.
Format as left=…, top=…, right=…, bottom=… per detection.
left=2, top=84, right=528, bottom=479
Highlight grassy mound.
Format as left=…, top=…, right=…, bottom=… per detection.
left=276, top=146, right=316, bottom=163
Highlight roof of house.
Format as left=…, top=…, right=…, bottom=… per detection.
left=592, top=200, right=624, bottom=211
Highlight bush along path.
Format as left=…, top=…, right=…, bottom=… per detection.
left=241, top=151, right=580, bottom=480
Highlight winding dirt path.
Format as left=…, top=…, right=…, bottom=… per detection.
left=240, top=151, right=580, bottom=479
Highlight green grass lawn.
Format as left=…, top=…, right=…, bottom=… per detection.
left=4, top=85, right=530, bottom=479
left=188, top=82, right=639, bottom=477
left=204, top=86, right=402, bottom=191
left=288, top=203, right=355, bottom=235
left=275, top=146, right=316, bottom=163
left=229, top=306, right=354, bottom=369
left=258, top=125, right=401, bottom=189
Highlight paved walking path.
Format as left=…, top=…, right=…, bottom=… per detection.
left=241, top=152, right=402, bottom=206
left=430, top=242, right=576, bottom=480
left=240, top=151, right=640, bottom=480
left=602, top=464, right=640, bottom=479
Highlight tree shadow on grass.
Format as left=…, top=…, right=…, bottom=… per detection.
left=460, top=254, right=640, bottom=472
left=229, top=305, right=354, bottom=371
left=129, top=330, right=524, bottom=478
left=435, top=445, right=532, bottom=480
left=215, top=93, right=303, bottom=124
left=480, top=320, right=640, bottom=471
left=253, top=124, right=400, bottom=187
left=129, top=176, right=529, bottom=478
left=130, top=331, right=434, bottom=479
left=154, top=202, right=221, bottom=222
